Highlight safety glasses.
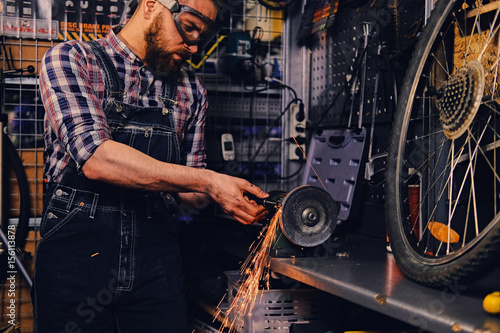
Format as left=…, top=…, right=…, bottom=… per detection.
left=171, top=5, right=221, bottom=51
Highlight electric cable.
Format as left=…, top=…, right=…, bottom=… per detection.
left=245, top=26, right=266, bottom=179
left=245, top=81, right=300, bottom=105
left=238, top=70, right=303, bottom=176
left=238, top=96, right=304, bottom=177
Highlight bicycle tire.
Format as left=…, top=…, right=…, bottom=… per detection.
left=2, top=132, right=31, bottom=255
left=386, top=0, right=500, bottom=288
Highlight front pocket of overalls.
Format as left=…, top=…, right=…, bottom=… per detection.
left=112, top=125, right=177, bottom=162
left=40, top=199, right=82, bottom=242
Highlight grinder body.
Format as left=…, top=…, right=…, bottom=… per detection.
left=255, top=185, right=339, bottom=252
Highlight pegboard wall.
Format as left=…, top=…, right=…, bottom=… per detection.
left=306, top=0, right=423, bottom=129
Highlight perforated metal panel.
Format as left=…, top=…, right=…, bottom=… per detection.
left=307, top=0, right=422, bottom=127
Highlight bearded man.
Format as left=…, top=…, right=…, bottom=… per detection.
left=34, top=0, right=269, bottom=331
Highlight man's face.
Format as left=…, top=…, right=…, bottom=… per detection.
left=143, top=11, right=189, bottom=76
left=143, top=0, right=217, bottom=76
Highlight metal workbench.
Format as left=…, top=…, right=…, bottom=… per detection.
left=269, top=233, right=500, bottom=333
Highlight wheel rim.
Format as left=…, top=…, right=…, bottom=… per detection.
left=393, top=0, right=500, bottom=266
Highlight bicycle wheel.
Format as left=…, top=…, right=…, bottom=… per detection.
left=1, top=132, right=31, bottom=269
left=386, top=0, right=500, bottom=288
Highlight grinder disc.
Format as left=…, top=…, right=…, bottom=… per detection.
left=279, top=185, right=338, bottom=247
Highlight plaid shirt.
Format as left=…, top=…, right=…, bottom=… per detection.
left=40, top=27, right=208, bottom=183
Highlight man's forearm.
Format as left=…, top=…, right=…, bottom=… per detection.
left=81, top=140, right=212, bottom=193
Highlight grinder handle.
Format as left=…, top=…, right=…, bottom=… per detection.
left=245, top=190, right=287, bottom=210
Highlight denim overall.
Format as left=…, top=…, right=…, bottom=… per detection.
left=33, top=41, right=188, bottom=332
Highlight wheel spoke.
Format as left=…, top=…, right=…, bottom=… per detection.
left=465, top=5, right=482, bottom=62
left=469, top=115, right=500, bottom=182
left=479, top=9, right=500, bottom=61
left=431, top=53, right=452, bottom=77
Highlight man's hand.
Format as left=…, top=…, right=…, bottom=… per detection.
left=206, top=172, right=269, bottom=225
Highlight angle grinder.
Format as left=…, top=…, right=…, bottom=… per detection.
left=254, top=185, right=339, bottom=249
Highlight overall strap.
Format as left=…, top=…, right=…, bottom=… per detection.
left=162, top=75, right=179, bottom=103
left=160, top=74, right=179, bottom=107
left=87, top=40, right=124, bottom=101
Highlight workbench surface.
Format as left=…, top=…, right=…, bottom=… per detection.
left=270, top=233, right=500, bottom=333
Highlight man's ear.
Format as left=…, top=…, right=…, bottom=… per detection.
left=142, top=0, right=157, bottom=19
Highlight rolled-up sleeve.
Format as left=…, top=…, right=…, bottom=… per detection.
left=40, top=41, right=112, bottom=173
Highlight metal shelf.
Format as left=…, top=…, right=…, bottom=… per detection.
left=269, top=233, right=500, bottom=333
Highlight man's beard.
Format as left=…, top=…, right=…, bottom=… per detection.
left=144, top=13, right=190, bottom=76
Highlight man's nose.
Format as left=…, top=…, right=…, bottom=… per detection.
left=186, top=43, right=198, bottom=54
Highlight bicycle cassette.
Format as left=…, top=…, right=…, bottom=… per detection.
left=279, top=185, right=339, bottom=247
left=437, top=60, right=485, bottom=140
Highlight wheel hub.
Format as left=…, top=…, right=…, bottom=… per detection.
left=436, top=60, right=485, bottom=140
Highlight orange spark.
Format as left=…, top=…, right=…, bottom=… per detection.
left=215, top=208, right=282, bottom=332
